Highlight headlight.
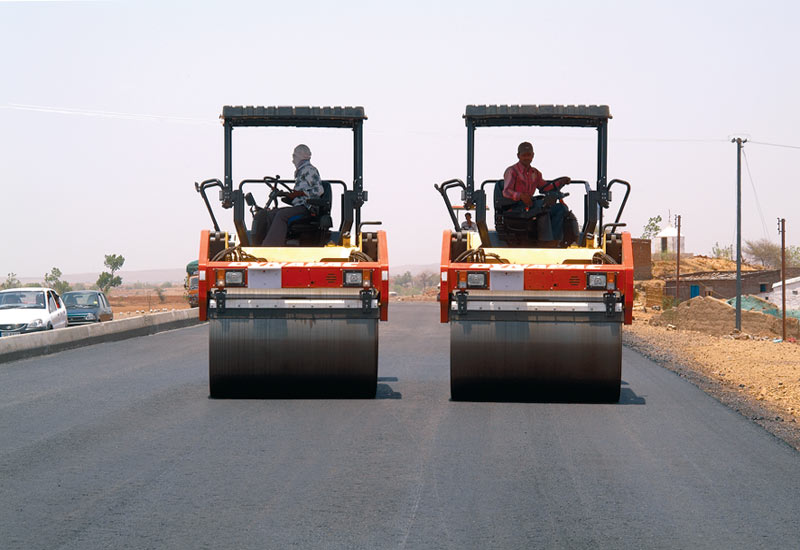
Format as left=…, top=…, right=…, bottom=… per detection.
left=27, top=319, right=44, bottom=329
left=467, top=272, right=488, bottom=288
left=85, top=313, right=96, bottom=320
left=343, top=270, right=363, bottom=287
left=225, top=270, right=245, bottom=286
left=457, top=270, right=488, bottom=289
left=586, top=272, right=607, bottom=289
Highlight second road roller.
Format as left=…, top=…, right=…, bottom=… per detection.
left=435, top=105, right=633, bottom=402
left=195, top=106, right=388, bottom=398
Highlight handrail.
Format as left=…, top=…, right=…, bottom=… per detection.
left=194, top=179, right=223, bottom=232
left=434, top=178, right=466, bottom=232
left=608, top=179, right=631, bottom=225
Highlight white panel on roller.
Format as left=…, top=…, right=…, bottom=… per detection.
left=489, top=268, right=524, bottom=291
left=248, top=267, right=282, bottom=289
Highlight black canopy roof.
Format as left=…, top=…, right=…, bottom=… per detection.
left=465, top=105, right=611, bottom=128
left=221, top=106, right=367, bottom=128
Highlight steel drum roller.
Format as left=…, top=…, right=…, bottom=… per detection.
left=209, top=315, right=378, bottom=398
left=450, top=313, right=621, bottom=402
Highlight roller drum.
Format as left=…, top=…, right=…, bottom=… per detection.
left=450, top=315, right=621, bottom=402
left=209, top=315, right=378, bottom=398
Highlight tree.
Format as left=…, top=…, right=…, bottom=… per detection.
left=743, top=238, right=781, bottom=268
left=43, top=267, right=72, bottom=294
left=789, top=245, right=800, bottom=268
left=1, top=273, right=21, bottom=289
left=395, top=271, right=413, bottom=288
left=414, top=271, right=438, bottom=290
left=97, top=253, right=125, bottom=293
left=711, top=242, right=732, bottom=260
left=641, top=215, right=662, bottom=239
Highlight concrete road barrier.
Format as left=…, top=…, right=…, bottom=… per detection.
left=0, top=309, right=203, bottom=364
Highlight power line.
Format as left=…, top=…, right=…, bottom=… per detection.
left=749, top=140, right=800, bottom=150
left=2, top=103, right=217, bottom=125
left=614, top=138, right=726, bottom=143
left=741, top=148, right=771, bottom=240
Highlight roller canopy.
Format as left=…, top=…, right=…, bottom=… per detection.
left=221, top=106, right=367, bottom=128
left=465, top=105, right=611, bottom=128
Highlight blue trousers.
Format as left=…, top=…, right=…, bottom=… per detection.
left=505, top=203, right=567, bottom=241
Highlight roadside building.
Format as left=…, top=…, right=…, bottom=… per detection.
left=665, top=268, right=800, bottom=302
left=758, top=275, right=800, bottom=310
left=651, top=225, right=685, bottom=258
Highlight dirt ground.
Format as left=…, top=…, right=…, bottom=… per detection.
left=392, top=288, right=800, bottom=450
left=626, top=304, right=800, bottom=450
left=650, top=254, right=763, bottom=278
left=107, top=287, right=192, bottom=317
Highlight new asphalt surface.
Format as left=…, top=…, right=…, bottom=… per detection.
left=1, top=303, right=799, bottom=549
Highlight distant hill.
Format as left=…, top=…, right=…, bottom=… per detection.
left=20, top=268, right=186, bottom=286
left=391, top=264, right=439, bottom=276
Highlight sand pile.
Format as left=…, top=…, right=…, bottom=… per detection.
left=649, top=295, right=800, bottom=339
left=650, top=255, right=762, bottom=278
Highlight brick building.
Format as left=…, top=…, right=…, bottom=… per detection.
left=665, top=268, right=800, bottom=302
left=631, top=238, right=652, bottom=280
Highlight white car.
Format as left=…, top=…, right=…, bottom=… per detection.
left=0, top=287, right=68, bottom=336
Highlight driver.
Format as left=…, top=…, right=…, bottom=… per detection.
left=502, top=141, right=570, bottom=245
left=253, top=144, right=324, bottom=246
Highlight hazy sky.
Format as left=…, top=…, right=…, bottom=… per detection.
left=2, top=0, right=798, bottom=279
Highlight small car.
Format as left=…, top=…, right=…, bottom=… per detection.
left=0, top=287, right=68, bottom=336
left=62, top=290, right=113, bottom=325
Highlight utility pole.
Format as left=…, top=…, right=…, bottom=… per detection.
left=732, top=137, right=747, bottom=331
left=779, top=217, right=786, bottom=341
left=675, top=214, right=681, bottom=304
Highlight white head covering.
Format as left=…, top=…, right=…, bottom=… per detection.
left=292, top=144, right=312, bottom=168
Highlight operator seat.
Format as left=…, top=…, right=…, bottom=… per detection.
left=494, top=179, right=578, bottom=247
left=285, top=180, right=333, bottom=246
left=494, top=179, right=541, bottom=244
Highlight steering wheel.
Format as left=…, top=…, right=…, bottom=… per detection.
left=541, top=189, right=569, bottom=207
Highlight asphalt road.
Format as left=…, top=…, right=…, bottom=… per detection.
left=2, top=303, right=799, bottom=549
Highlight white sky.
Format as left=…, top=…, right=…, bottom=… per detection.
left=1, top=0, right=798, bottom=278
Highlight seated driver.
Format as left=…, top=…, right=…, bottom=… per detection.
left=252, top=144, right=324, bottom=246
left=502, top=141, right=570, bottom=245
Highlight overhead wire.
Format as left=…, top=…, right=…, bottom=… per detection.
left=748, top=141, right=800, bottom=151
left=741, top=148, right=771, bottom=240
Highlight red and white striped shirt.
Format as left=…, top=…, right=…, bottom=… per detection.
left=502, top=161, right=551, bottom=201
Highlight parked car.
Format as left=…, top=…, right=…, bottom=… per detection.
left=0, top=287, right=68, bottom=336
left=186, top=274, right=199, bottom=308
left=62, top=290, right=113, bottom=325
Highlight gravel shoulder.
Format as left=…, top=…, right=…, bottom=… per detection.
left=624, top=312, right=800, bottom=451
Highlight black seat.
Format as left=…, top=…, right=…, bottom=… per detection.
left=494, top=179, right=578, bottom=247
left=285, top=180, right=333, bottom=245
left=494, top=179, right=541, bottom=244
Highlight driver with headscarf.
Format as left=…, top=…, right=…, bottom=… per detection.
left=252, top=144, right=324, bottom=246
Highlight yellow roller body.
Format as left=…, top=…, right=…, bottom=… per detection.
left=199, top=231, right=390, bottom=399
left=440, top=230, right=634, bottom=402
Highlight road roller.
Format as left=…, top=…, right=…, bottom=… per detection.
left=435, top=105, right=633, bottom=402
left=194, top=106, right=388, bottom=398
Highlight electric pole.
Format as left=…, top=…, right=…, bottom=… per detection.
left=732, top=137, right=747, bottom=331
left=779, top=217, right=786, bottom=341
left=675, top=214, right=681, bottom=304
